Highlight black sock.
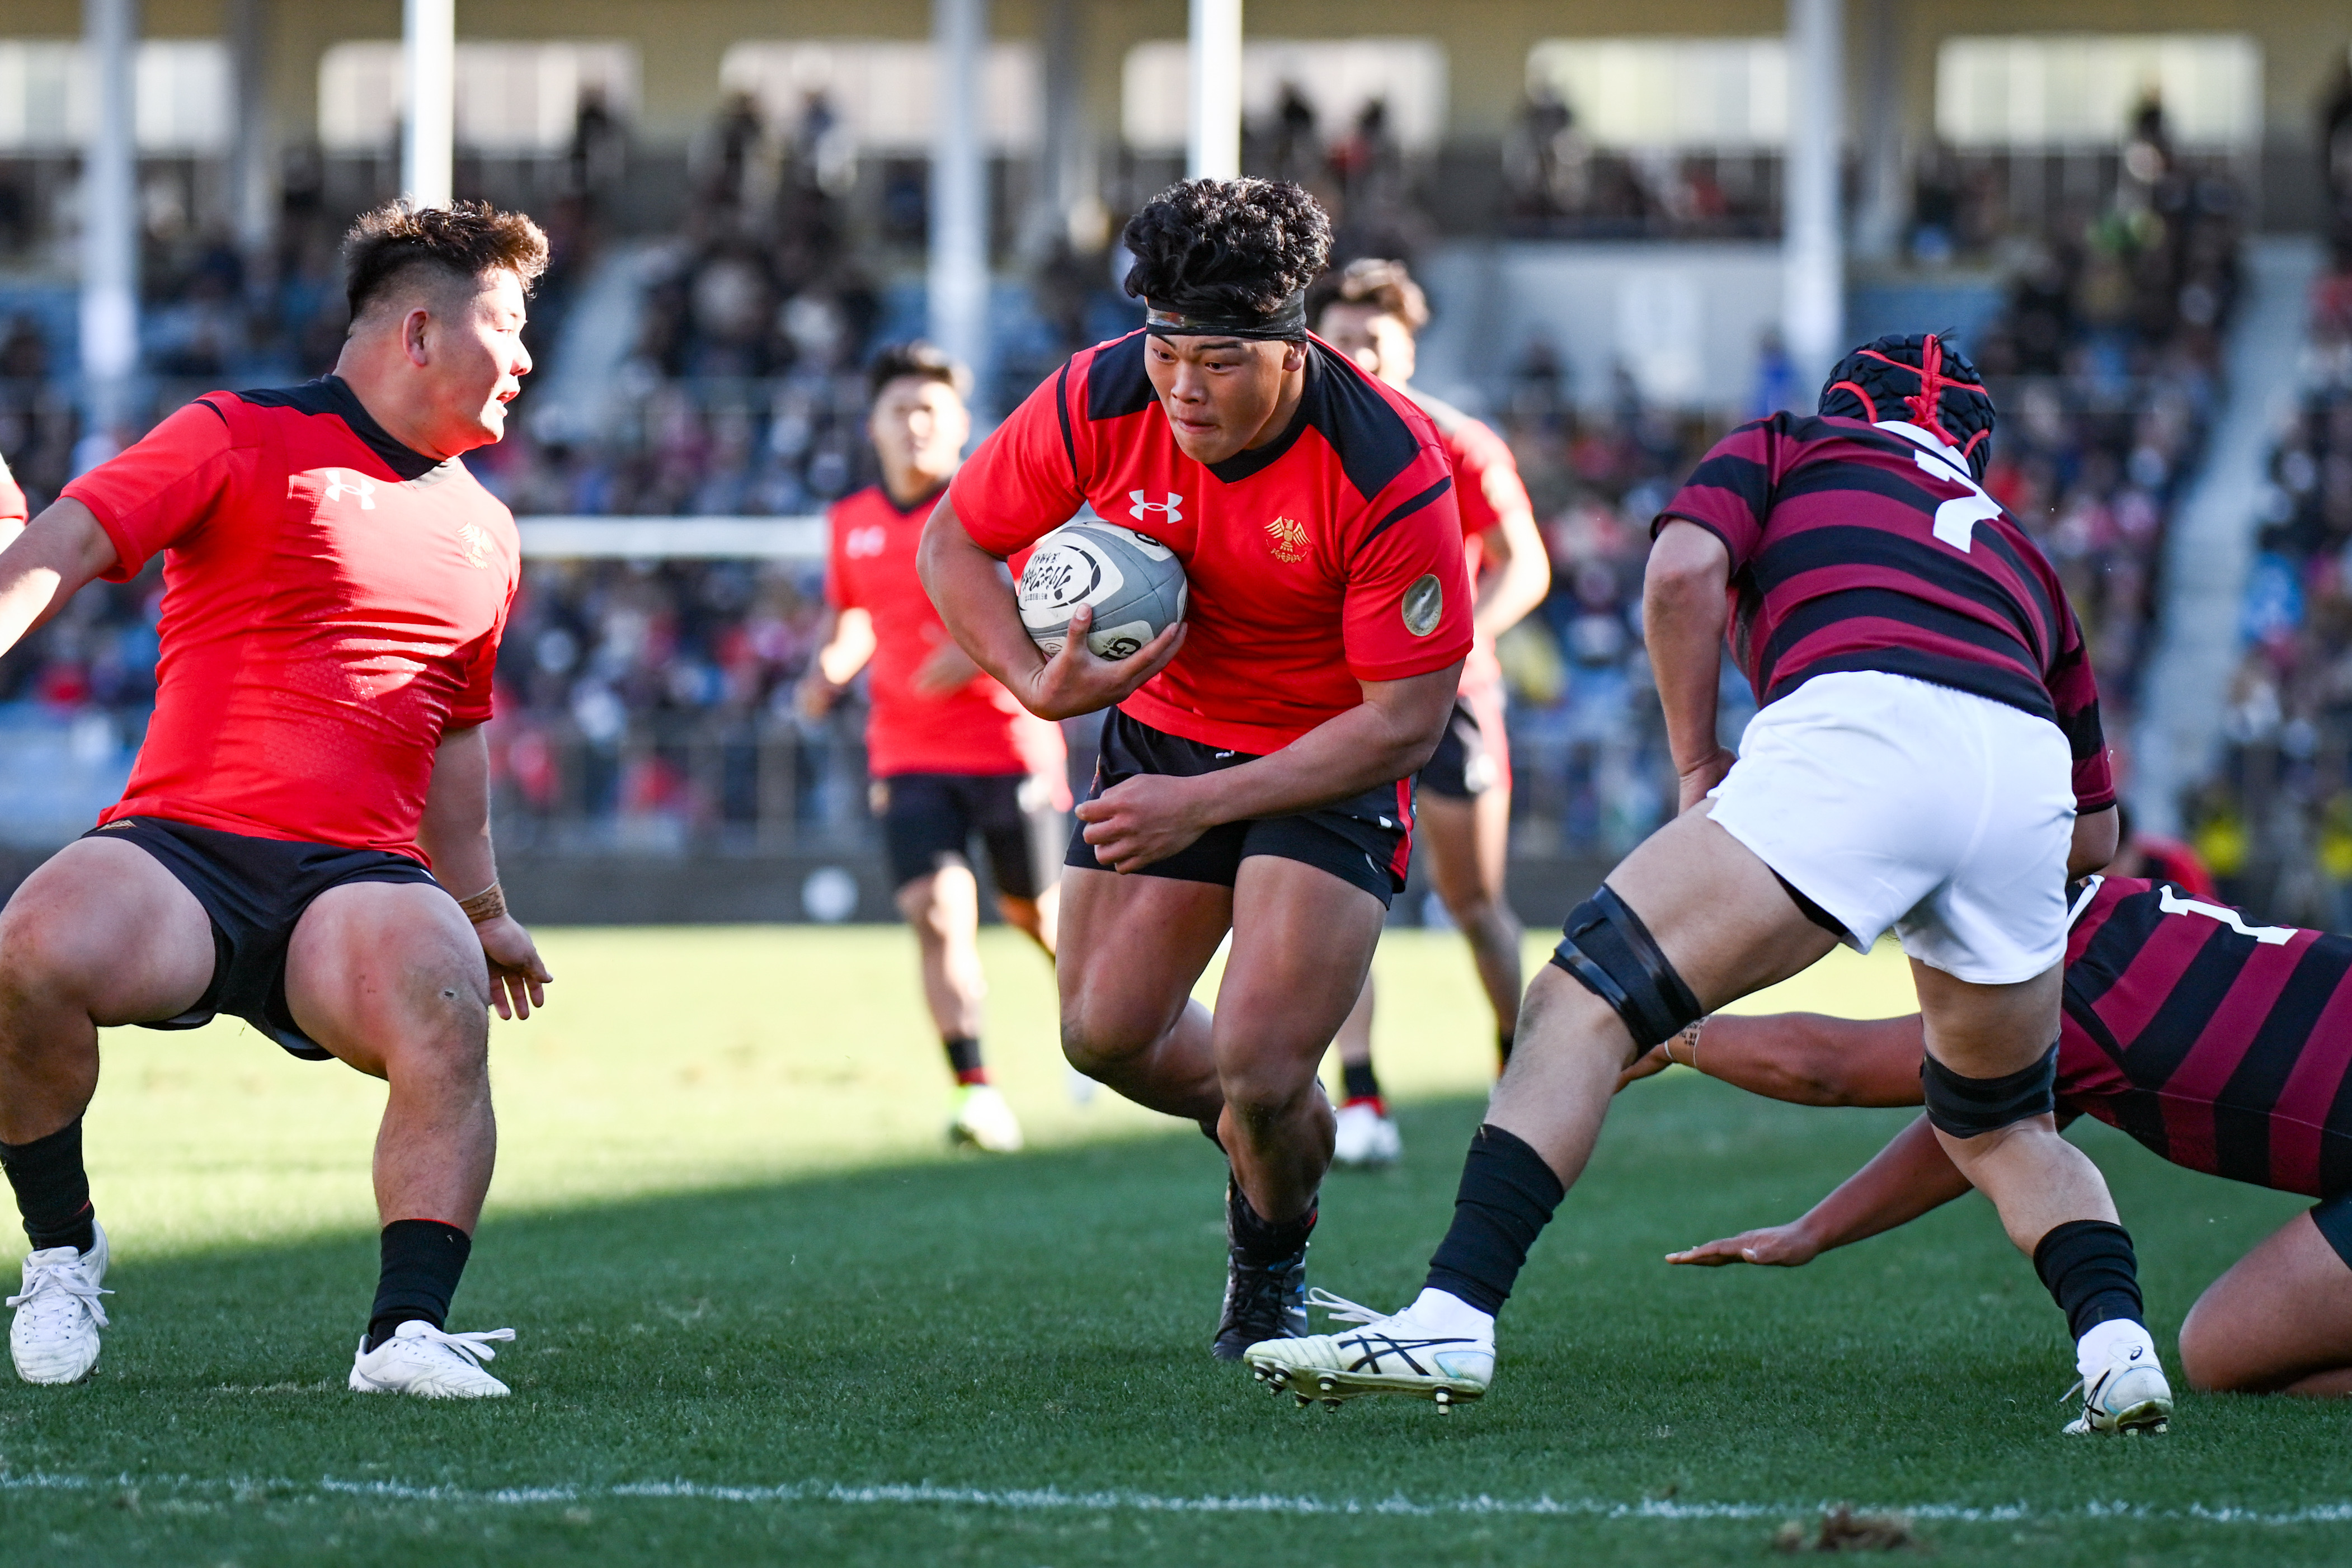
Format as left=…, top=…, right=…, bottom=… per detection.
left=1423, top=1124, right=1564, bottom=1316
left=1227, top=1178, right=1316, bottom=1266
left=1497, top=1030, right=1516, bottom=1067
left=1341, top=1061, right=1382, bottom=1104
left=0, top=1119, right=96, bottom=1254
left=2033, top=1219, right=2145, bottom=1340
left=366, top=1220, right=473, bottom=1350
left=943, top=1035, right=986, bottom=1085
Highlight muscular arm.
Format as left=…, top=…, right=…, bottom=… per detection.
left=418, top=724, right=551, bottom=1020
left=1667, top=1114, right=1976, bottom=1267
left=1631, top=1012, right=1930, bottom=1107
left=1644, top=520, right=1734, bottom=810
left=1471, top=503, right=1551, bottom=643
left=2071, top=803, right=2119, bottom=879
left=0, top=500, right=119, bottom=658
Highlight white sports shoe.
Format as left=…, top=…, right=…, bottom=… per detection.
left=2063, top=1347, right=2173, bottom=1435
left=1243, top=1288, right=1493, bottom=1410
left=949, top=1084, right=1024, bottom=1152
left=8, top=1222, right=110, bottom=1385
left=1331, top=1102, right=1401, bottom=1169
left=349, top=1320, right=515, bottom=1398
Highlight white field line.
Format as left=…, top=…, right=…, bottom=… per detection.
left=1, top=1472, right=2350, bottom=1527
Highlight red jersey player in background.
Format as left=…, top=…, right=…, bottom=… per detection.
left=1314, top=258, right=1552, bottom=1168
left=1253, top=335, right=2171, bottom=1438
left=0, top=203, right=552, bottom=1399
left=920, top=179, right=1471, bottom=1360
left=1626, top=874, right=2352, bottom=1398
left=799, top=342, right=1066, bottom=1153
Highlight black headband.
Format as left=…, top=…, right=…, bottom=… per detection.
left=1144, top=291, right=1308, bottom=341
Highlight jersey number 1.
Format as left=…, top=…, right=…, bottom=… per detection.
left=2158, top=886, right=2296, bottom=946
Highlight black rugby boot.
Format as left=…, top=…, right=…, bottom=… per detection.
left=1211, top=1180, right=1312, bottom=1361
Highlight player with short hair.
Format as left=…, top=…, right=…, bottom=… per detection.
left=1315, top=258, right=1551, bottom=1166
left=799, top=341, right=1067, bottom=1152
left=1633, top=873, right=2352, bottom=1397
left=919, top=179, right=1472, bottom=1358
left=1249, top=334, right=2175, bottom=1435
left=0, top=200, right=552, bottom=1397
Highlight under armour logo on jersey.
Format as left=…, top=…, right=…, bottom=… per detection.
left=323, top=470, right=377, bottom=510
left=1129, top=490, right=1183, bottom=524
left=844, top=524, right=887, bottom=559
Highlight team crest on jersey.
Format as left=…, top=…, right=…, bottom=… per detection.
left=322, top=469, right=377, bottom=510
left=845, top=524, right=888, bottom=559
left=1402, top=573, right=1443, bottom=637
left=1129, top=490, right=1183, bottom=525
left=455, top=521, right=493, bottom=569
left=1264, top=517, right=1310, bottom=564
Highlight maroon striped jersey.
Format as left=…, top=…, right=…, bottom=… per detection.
left=1660, top=412, right=2114, bottom=810
left=2061, top=875, right=2352, bottom=1198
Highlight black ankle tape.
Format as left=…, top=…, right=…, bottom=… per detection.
left=1424, top=1124, right=1564, bottom=1316
left=1227, top=1181, right=1316, bottom=1264
left=2033, top=1219, right=2143, bottom=1340
left=368, top=1219, right=473, bottom=1349
left=1921, top=1041, right=2058, bottom=1137
left=0, top=1119, right=95, bottom=1254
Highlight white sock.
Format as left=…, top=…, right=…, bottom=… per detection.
left=2076, top=1317, right=2158, bottom=1381
left=1403, top=1287, right=1494, bottom=1341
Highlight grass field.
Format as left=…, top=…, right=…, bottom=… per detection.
left=4, top=923, right=2350, bottom=1565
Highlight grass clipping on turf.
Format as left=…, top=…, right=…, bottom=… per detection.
left=1774, top=1505, right=1928, bottom=1553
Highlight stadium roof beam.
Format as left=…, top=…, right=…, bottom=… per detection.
left=1188, top=0, right=1242, bottom=180
left=402, top=0, right=454, bottom=208
left=1784, top=0, right=1845, bottom=381
left=81, top=0, right=138, bottom=435
left=931, top=0, right=991, bottom=416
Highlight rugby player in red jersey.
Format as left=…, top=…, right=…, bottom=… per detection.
left=1631, top=874, right=2352, bottom=1397
left=1252, top=335, right=2173, bottom=1436
left=919, top=180, right=1472, bottom=1359
left=799, top=341, right=1066, bottom=1153
left=1315, top=259, right=1552, bottom=1167
left=0, top=202, right=552, bottom=1397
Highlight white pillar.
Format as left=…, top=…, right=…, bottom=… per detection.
left=930, top=0, right=990, bottom=407
left=81, top=0, right=139, bottom=434
left=1026, top=0, right=1101, bottom=260
left=1782, top=0, right=1845, bottom=381
left=402, top=0, right=455, bottom=208
left=227, top=0, right=275, bottom=262
left=1187, top=0, right=1241, bottom=181
left=1852, top=0, right=1907, bottom=265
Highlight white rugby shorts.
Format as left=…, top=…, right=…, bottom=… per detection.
left=1705, top=670, right=2076, bottom=985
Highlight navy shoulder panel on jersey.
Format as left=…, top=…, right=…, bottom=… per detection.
left=232, top=375, right=444, bottom=481
left=1081, top=332, right=1157, bottom=423
left=1299, top=342, right=1429, bottom=500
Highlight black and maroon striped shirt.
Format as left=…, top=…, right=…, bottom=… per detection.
left=1660, top=413, right=2114, bottom=810
left=2061, top=876, right=2352, bottom=1198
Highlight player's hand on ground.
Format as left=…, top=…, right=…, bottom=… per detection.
left=1614, top=1043, right=1673, bottom=1093
left=476, top=914, right=553, bottom=1021
left=1076, top=772, right=1212, bottom=872
left=910, top=639, right=982, bottom=698
left=1019, top=605, right=1185, bottom=721
left=1676, top=745, right=1737, bottom=814
left=1666, top=1223, right=1819, bottom=1269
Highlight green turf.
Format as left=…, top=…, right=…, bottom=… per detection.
left=4, top=926, right=2349, bottom=1564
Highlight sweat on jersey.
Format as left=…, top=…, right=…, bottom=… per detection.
left=61, top=376, right=519, bottom=862
left=951, top=332, right=1474, bottom=756
left=824, top=482, right=1064, bottom=781
left=2061, top=875, right=2352, bottom=1200
left=1660, top=411, right=2114, bottom=812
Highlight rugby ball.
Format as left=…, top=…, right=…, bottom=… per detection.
left=1017, top=519, right=1188, bottom=660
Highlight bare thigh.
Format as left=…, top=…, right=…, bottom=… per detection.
left=1056, top=867, right=1231, bottom=1061
left=1418, top=788, right=1508, bottom=913
left=1212, top=856, right=1386, bottom=1106
left=0, top=837, right=217, bottom=1027
left=283, top=880, right=490, bottom=1080
left=2178, top=1211, right=2352, bottom=1395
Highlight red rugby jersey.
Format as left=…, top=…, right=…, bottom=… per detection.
left=62, top=377, right=519, bottom=861
left=2059, top=875, right=2352, bottom=1198
left=825, top=483, right=1064, bottom=780
left=952, top=332, right=1473, bottom=755
left=1660, top=412, right=2113, bottom=811
left=1409, top=388, right=1530, bottom=698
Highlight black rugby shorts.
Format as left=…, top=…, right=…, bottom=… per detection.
left=872, top=772, right=1062, bottom=900
left=1065, top=708, right=1412, bottom=906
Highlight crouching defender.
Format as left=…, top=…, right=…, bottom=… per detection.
left=1248, top=334, right=2174, bottom=1434
left=1631, top=873, right=2352, bottom=1397
left=0, top=202, right=552, bottom=1396
left=922, top=179, right=1469, bottom=1358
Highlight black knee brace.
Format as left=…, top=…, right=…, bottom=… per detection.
left=1921, top=1041, right=2059, bottom=1137
left=1549, top=886, right=1703, bottom=1049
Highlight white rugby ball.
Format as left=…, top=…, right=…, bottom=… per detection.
left=1017, top=519, right=1189, bottom=660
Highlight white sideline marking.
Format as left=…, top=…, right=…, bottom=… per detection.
left=2, top=1472, right=2349, bottom=1527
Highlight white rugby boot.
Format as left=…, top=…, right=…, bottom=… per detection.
left=8, top=1221, right=110, bottom=1385
left=349, top=1321, right=515, bottom=1399
left=2063, top=1345, right=2173, bottom=1435
left=949, top=1084, right=1025, bottom=1152
left=1244, top=1287, right=1493, bottom=1410
left=1331, top=1101, right=1401, bottom=1169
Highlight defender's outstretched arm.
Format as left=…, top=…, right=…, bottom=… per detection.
left=1619, top=1011, right=1929, bottom=1106
left=1667, top=1113, right=1975, bottom=1266
left=0, top=500, right=116, bottom=660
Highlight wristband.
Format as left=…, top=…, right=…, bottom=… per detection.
left=458, top=882, right=507, bottom=924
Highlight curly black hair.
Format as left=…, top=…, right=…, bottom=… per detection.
left=1818, top=331, right=1997, bottom=479
left=1120, top=178, right=1333, bottom=330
